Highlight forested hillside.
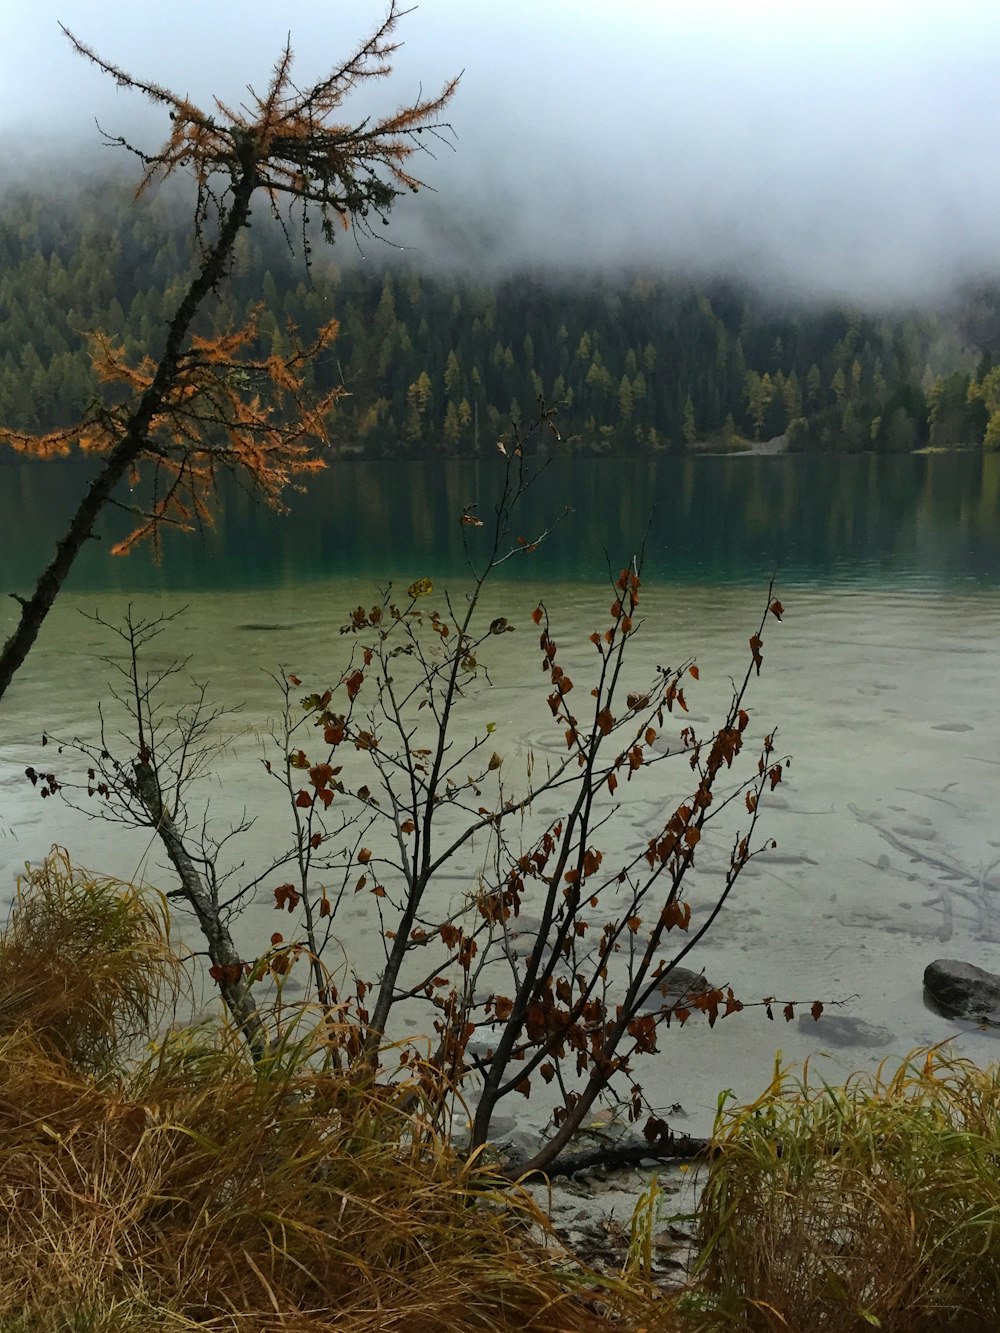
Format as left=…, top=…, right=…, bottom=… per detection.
left=1, top=176, right=998, bottom=455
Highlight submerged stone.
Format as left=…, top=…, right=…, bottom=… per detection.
left=637, top=966, right=713, bottom=1014
left=797, top=1013, right=893, bottom=1048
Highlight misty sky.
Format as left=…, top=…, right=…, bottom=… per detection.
left=4, top=1, right=1000, bottom=304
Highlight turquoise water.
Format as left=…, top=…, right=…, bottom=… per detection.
left=4, top=450, right=1000, bottom=592
left=4, top=449, right=1000, bottom=1134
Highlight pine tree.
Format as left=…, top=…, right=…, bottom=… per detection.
left=443, top=349, right=461, bottom=398
left=806, top=363, right=822, bottom=408
left=618, top=374, right=634, bottom=422
left=682, top=393, right=697, bottom=445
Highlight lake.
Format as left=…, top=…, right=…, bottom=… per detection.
left=3, top=449, right=1000, bottom=1139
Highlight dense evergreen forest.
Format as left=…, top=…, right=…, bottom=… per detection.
left=2, top=176, right=999, bottom=455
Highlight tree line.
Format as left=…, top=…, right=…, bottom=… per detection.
left=1, top=176, right=998, bottom=455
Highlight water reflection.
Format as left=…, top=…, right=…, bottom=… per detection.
left=4, top=452, right=1000, bottom=592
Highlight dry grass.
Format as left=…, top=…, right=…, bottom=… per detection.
left=23, top=853, right=1000, bottom=1331
left=684, top=1048, right=1000, bottom=1332
left=0, top=846, right=180, bottom=1075
left=0, top=851, right=668, bottom=1332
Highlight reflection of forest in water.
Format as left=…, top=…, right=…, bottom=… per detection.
left=4, top=451, right=1000, bottom=592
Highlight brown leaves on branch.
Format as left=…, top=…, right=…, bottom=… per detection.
left=47, top=423, right=806, bottom=1178
left=344, top=670, right=364, bottom=701
left=273, top=883, right=301, bottom=912
left=209, top=961, right=249, bottom=985
left=749, top=633, right=764, bottom=675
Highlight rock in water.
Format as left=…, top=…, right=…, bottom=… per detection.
left=923, top=959, right=1000, bottom=1024
left=796, top=1013, right=893, bottom=1048
left=637, top=966, right=713, bottom=1014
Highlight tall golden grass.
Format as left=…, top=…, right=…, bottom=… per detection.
left=686, top=1048, right=1000, bottom=1332
left=16, top=852, right=1000, bottom=1332
left=0, top=847, right=180, bottom=1075
left=0, top=851, right=656, bottom=1332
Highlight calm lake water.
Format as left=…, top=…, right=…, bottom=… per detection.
left=3, top=450, right=1000, bottom=1137
left=4, top=449, right=1000, bottom=591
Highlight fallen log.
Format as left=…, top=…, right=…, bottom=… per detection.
left=501, top=1130, right=713, bottom=1182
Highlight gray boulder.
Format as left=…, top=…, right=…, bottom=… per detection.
left=923, top=959, right=1000, bottom=1025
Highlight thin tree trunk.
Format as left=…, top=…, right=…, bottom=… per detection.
left=132, top=760, right=268, bottom=1062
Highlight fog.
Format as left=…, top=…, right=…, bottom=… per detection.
left=4, top=0, right=1000, bottom=304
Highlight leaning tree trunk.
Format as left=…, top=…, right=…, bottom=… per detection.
left=0, top=148, right=257, bottom=706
